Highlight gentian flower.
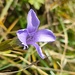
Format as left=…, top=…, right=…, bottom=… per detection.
left=16, top=9, right=56, bottom=59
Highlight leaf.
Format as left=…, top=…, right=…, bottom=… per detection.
left=28, top=0, right=44, bottom=9
left=28, top=0, right=34, bottom=4
left=38, top=0, right=44, bottom=4
left=34, top=1, right=41, bottom=10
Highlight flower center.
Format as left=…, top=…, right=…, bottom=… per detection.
left=27, top=36, right=33, bottom=42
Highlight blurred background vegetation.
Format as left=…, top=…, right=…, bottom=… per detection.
left=0, top=0, right=75, bottom=75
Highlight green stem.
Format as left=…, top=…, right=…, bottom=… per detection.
left=0, top=0, right=13, bottom=21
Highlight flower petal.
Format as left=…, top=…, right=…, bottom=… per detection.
left=16, top=29, right=28, bottom=47
left=31, top=43, right=45, bottom=59
left=34, top=29, right=56, bottom=42
left=27, top=9, right=40, bottom=34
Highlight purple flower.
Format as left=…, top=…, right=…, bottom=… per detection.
left=16, top=9, right=56, bottom=59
